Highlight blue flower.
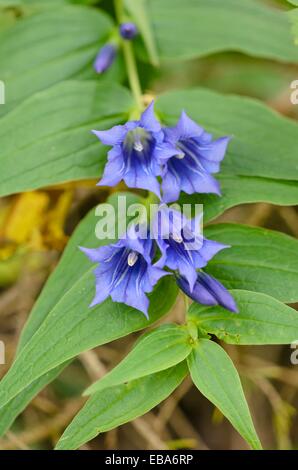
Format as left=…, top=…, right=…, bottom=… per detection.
left=153, top=205, right=228, bottom=291
left=120, top=22, right=138, bottom=40
left=93, top=102, right=176, bottom=198
left=177, top=271, right=238, bottom=313
left=80, top=225, right=168, bottom=318
left=93, top=43, right=117, bottom=74
left=160, top=111, right=231, bottom=203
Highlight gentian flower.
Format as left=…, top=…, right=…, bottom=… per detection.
left=93, top=102, right=176, bottom=197
left=177, top=271, right=238, bottom=313
left=120, top=22, right=138, bottom=40
left=160, top=111, right=231, bottom=203
left=94, top=43, right=117, bottom=74
left=153, top=205, right=228, bottom=291
left=80, top=225, right=168, bottom=318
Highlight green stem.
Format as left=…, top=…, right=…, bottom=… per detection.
left=114, top=0, right=143, bottom=111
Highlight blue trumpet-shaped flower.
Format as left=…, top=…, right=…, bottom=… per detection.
left=153, top=205, right=228, bottom=291
left=160, top=111, right=231, bottom=203
left=177, top=271, right=238, bottom=313
left=80, top=226, right=168, bottom=317
left=93, top=43, right=117, bottom=74
left=93, top=102, right=176, bottom=198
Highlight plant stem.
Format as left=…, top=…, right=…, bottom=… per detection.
left=114, top=0, right=143, bottom=111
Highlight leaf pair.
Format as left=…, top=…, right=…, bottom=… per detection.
left=56, top=280, right=298, bottom=450
left=55, top=323, right=261, bottom=450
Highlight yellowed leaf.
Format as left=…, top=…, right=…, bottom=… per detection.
left=4, top=192, right=50, bottom=245
left=44, top=190, right=73, bottom=250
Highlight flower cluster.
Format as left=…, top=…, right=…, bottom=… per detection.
left=81, top=102, right=238, bottom=317
left=93, top=102, right=229, bottom=202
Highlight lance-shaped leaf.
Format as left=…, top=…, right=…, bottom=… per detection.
left=85, top=324, right=192, bottom=395
left=0, top=194, right=178, bottom=426
left=188, top=290, right=298, bottom=345
left=0, top=81, right=133, bottom=197
left=188, top=339, right=262, bottom=450
left=146, top=0, right=298, bottom=63
left=56, top=363, right=188, bottom=450
left=288, top=8, right=298, bottom=43
left=0, top=4, right=115, bottom=111
left=204, top=223, right=298, bottom=303
left=0, top=363, right=69, bottom=436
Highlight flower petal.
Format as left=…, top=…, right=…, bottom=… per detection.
left=180, top=167, right=221, bottom=195
left=199, top=238, right=229, bottom=264
left=97, top=147, right=125, bottom=187
left=173, top=110, right=204, bottom=140
left=124, top=166, right=161, bottom=198
left=196, top=136, right=231, bottom=163
left=161, top=168, right=181, bottom=203
left=196, top=272, right=238, bottom=313
left=140, top=101, right=161, bottom=133
left=92, top=125, right=127, bottom=146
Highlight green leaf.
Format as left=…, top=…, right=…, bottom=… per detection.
left=188, top=290, right=298, bottom=345
left=188, top=339, right=261, bottom=450
left=56, top=363, right=188, bottom=450
left=85, top=324, right=192, bottom=395
left=125, top=0, right=159, bottom=66
left=0, top=363, right=69, bottom=436
left=0, top=194, right=178, bottom=411
left=0, top=4, right=114, bottom=111
left=288, top=8, right=298, bottom=43
left=194, top=175, right=298, bottom=223
left=147, top=0, right=298, bottom=63
left=0, top=81, right=133, bottom=197
left=0, top=0, right=98, bottom=4
left=204, top=223, right=298, bottom=303
left=0, top=8, right=18, bottom=32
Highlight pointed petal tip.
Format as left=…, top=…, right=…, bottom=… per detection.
left=89, top=298, right=97, bottom=308
left=221, top=293, right=239, bottom=314
left=219, top=243, right=231, bottom=251
left=142, top=309, right=149, bottom=320
left=78, top=245, right=90, bottom=257
left=91, top=129, right=101, bottom=139
left=229, top=302, right=239, bottom=314
left=147, top=99, right=155, bottom=108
